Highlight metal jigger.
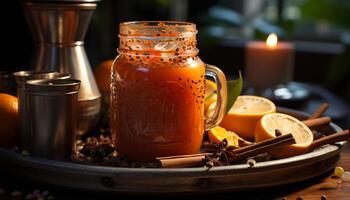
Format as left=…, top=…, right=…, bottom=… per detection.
left=13, top=71, right=70, bottom=150
left=21, top=0, right=101, bottom=135
left=26, top=78, right=81, bottom=160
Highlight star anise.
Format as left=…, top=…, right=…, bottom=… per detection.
left=79, top=142, right=115, bottom=162
left=203, top=139, right=238, bottom=166
left=75, top=135, right=115, bottom=163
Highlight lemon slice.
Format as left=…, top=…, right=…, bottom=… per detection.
left=220, top=95, right=276, bottom=141
left=255, top=113, right=314, bottom=158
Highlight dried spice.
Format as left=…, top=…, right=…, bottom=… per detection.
left=275, top=129, right=282, bottom=137
left=202, top=134, right=295, bottom=166
left=246, top=153, right=271, bottom=163
left=73, top=134, right=116, bottom=163
left=63, top=102, right=348, bottom=168
left=72, top=135, right=161, bottom=168
left=203, top=155, right=222, bottom=168
left=203, top=139, right=237, bottom=166
left=159, top=134, right=294, bottom=168
left=246, top=159, right=256, bottom=167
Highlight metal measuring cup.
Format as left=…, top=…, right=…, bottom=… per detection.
left=13, top=71, right=70, bottom=151
left=26, top=79, right=81, bottom=160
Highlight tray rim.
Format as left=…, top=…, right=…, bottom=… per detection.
left=0, top=107, right=345, bottom=174
left=0, top=141, right=343, bottom=174
left=0, top=107, right=346, bottom=193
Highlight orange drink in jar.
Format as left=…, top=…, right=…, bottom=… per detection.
left=111, top=21, right=227, bottom=161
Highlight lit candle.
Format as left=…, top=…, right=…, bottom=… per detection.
left=245, top=33, right=294, bottom=90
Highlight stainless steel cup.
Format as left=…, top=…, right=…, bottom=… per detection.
left=26, top=79, right=81, bottom=160
left=13, top=71, right=70, bottom=151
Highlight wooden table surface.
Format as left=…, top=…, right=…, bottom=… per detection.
left=276, top=143, right=350, bottom=200
left=196, top=143, right=350, bottom=200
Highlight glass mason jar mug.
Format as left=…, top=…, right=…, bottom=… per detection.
left=111, top=21, right=227, bottom=161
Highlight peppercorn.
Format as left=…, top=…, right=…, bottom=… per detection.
left=275, top=129, right=282, bottom=137
left=247, top=159, right=256, bottom=167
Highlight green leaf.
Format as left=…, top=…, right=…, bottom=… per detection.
left=226, top=71, right=243, bottom=114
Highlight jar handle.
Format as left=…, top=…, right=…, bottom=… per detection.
left=205, top=64, right=227, bottom=130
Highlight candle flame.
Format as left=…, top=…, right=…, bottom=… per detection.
left=266, top=33, right=278, bottom=47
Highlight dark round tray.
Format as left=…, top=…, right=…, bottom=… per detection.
left=0, top=108, right=345, bottom=194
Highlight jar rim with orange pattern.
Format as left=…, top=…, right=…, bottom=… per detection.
left=118, top=21, right=199, bottom=59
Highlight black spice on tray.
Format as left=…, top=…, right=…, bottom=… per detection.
left=247, top=159, right=256, bottom=167
left=275, top=129, right=282, bottom=137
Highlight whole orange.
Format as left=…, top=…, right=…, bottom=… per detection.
left=0, top=93, right=19, bottom=147
left=94, top=59, right=114, bottom=94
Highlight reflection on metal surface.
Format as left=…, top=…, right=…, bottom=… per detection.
left=26, top=78, right=81, bottom=160
left=13, top=71, right=70, bottom=150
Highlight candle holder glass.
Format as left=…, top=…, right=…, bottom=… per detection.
left=244, top=39, right=309, bottom=102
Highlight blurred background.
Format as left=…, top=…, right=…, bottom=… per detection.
left=1, top=0, right=350, bottom=126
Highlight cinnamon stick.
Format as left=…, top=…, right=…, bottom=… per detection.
left=157, top=153, right=212, bottom=168
left=310, top=129, right=349, bottom=151
left=238, top=137, right=253, bottom=147
left=234, top=134, right=293, bottom=154
left=157, top=129, right=349, bottom=168
left=309, top=103, right=329, bottom=119
left=302, top=117, right=331, bottom=128
left=232, top=134, right=295, bottom=162
left=158, top=135, right=295, bottom=168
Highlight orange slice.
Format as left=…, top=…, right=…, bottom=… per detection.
left=220, top=95, right=276, bottom=141
left=255, top=113, right=314, bottom=158
left=208, top=126, right=239, bottom=147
